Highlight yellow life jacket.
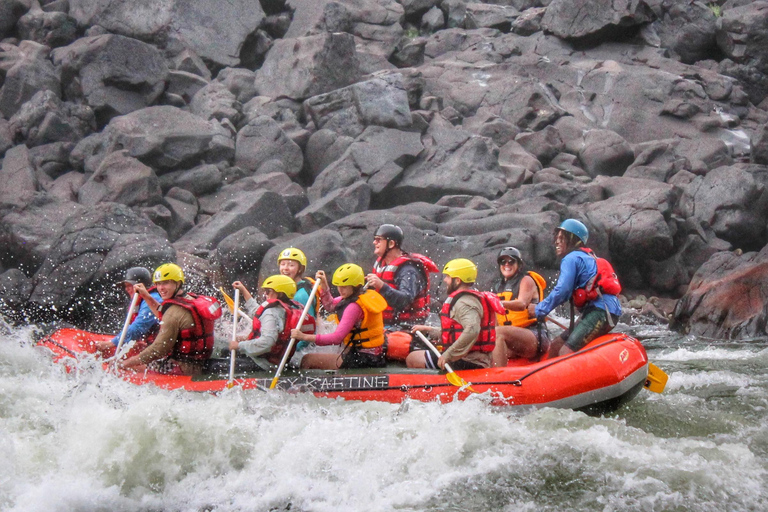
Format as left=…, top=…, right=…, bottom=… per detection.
left=494, top=271, right=546, bottom=328
left=337, top=289, right=387, bottom=349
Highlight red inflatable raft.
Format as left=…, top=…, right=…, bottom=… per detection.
left=38, top=328, right=652, bottom=413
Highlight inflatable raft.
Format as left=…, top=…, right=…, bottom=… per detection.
left=38, top=328, right=653, bottom=413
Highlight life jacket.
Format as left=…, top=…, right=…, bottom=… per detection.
left=160, top=292, right=222, bottom=362
left=296, top=277, right=315, bottom=295
left=440, top=289, right=505, bottom=354
left=249, top=298, right=316, bottom=365
left=130, top=285, right=159, bottom=343
left=493, top=271, right=547, bottom=328
left=336, top=289, right=387, bottom=349
left=373, top=252, right=439, bottom=324
left=572, top=248, right=622, bottom=308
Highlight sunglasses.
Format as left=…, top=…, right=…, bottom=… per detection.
left=373, top=237, right=387, bottom=243
left=499, top=259, right=518, bottom=266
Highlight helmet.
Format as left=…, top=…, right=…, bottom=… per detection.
left=122, top=267, right=152, bottom=287
left=153, top=263, right=185, bottom=283
left=556, top=219, right=589, bottom=244
left=374, top=224, right=404, bottom=246
left=332, top=263, right=365, bottom=287
left=277, top=247, right=307, bottom=268
left=497, top=247, right=523, bottom=266
left=443, top=258, right=477, bottom=283
left=261, top=274, right=297, bottom=299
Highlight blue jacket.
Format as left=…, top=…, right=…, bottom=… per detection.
left=534, top=250, right=622, bottom=318
left=110, top=290, right=162, bottom=346
left=294, top=279, right=316, bottom=317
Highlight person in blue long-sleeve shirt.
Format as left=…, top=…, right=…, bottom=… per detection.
left=528, top=219, right=622, bottom=358
left=96, top=267, right=162, bottom=354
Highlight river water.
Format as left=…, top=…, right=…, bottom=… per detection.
left=1, top=318, right=766, bottom=512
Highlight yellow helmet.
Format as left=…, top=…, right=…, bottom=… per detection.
left=332, top=263, right=365, bottom=287
left=153, top=263, right=184, bottom=283
left=443, top=258, right=477, bottom=283
left=261, top=274, right=297, bottom=298
left=277, top=247, right=307, bottom=267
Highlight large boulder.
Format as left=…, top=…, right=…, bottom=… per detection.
left=174, top=190, right=293, bottom=257
left=9, top=90, right=96, bottom=148
left=541, top=0, right=655, bottom=40
left=681, top=164, right=768, bottom=251
left=0, top=194, right=87, bottom=273
left=68, top=0, right=265, bottom=68
left=254, top=32, right=360, bottom=101
left=297, top=181, right=372, bottom=233
left=0, top=0, right=32, bottom=39
left=71, top=106, right=235, bottom=174
left=752, top=124, right=768, bottom=166
left=578, top=129, right=634, bottom=177
left=0, top=145, right=39, bottom=208
left=212, top=227, right=274, bottom=286
left=29, top=202, right=174, bottom=321
left=77, top=150, right=163, bottom=207
left=672, top=248, right=768, bottom=339
left=0, top=41, right=61, bottom=120
left=234, top=116, right=303, bottom=179
left=51, top=34, right=169, bottom=125
left=308, top=126, right=424, bottom=203
left=392, top=129, right=506, bottom=204
left=648, top=1, right=717, bottom=64
left=17, top=6, right=78, bottom=48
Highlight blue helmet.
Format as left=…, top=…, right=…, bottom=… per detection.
left=557, top=219, right=588, bottom=244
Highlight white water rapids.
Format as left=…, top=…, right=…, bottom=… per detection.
left=1, top=320, right=767, bottom=511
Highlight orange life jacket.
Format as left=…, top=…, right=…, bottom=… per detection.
left=336, top=289, right=387, bottom=349
left=373, top=252, right=438, bottom=325
left=440, top=289, right=504, bottom=354
left=492, top=271, right=546, bottom=327
left=250, top=298, right=316, bottom=365
left=160, top=293, right=222, bottom=362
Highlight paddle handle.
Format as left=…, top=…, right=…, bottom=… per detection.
left=414, top=330, right=455, bottom=374
left=227, top=289, right=240, bottom=388
left=113, top=292, right=141, bottom=370
left=546, top=315, right=568, bottom=330
left=269, top=278, right=321, bottom=390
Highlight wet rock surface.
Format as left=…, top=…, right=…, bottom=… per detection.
left=1, top=0, right=767, bottom=337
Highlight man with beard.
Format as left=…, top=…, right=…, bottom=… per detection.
left=406, top=258, right=500, bottom=370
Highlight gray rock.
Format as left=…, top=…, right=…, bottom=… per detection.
left=17, top=7, right=77, bottom=48
left=0, top=41, right=61, bottom=120
left=70, top=106, right=235, bottom=173
left=162, top=189, right=199, bottom=242
left=400, top=0, right=440, bottom=16
left=52, top=34, right=169, bottom=124
left=625, top=140, right=691, bottom=182
left=29, top=141, right=75, bottom=181
left=190, top=82, right=241, bottom=124
left=0, top=268, right=33, bottom=306
left=422, top=6, right=445, bottom=33
left=216, top=68, right=259, bottom=104
left=511, top=6, right=545, bottom=36
left=578, top=129, right=634, bottom=177
left=235, top=115, right=303, bottom=179
left=498, top=139, right=543, bottom=174
left=29, top=202, right=174, bottom=315
left=48, top=171, right=87, bottom=202
left=68, top=0, right=265, bottom=68
left=0, top=145, right=39, bottom=208
left=166, top=70, right=210, bottom=105
left=0, top=120, right=12, bottom=157
left=541, top=0, right=655, bottom=40
left=650, top=1, right=717, bottom=64
left=255, top=32, right=360, bottom=101
left=308, top=126, right=424, bottom=202
left=213, top=227, right=274, bottom=286
left=170, top=48, right=212, bottom=80
left=305, top=129, right=355, bottom=179
left=297, top=181, right=372, bottom=233
left=465, top=4, right=519, bottom=30
left=158, top=164, right=223, bottom=196
left=751, top=124, right=768, bottom=166
left=391, top=35, right=427, bottom=68
left=0, top=194, right=87, bottom=273
left=515, top=125, right=564, bottom=166
left=0, top=0, right=32, bottom=39
left=393, top=130, right=506, bottom=204
left=174, top=190, right=294, bottom=256
left=9, top=90, right=96, bottom=148
left=77, top=150, right=162, bottom=207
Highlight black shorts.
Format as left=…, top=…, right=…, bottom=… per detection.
left=424, top=351, right=483, bottom=370
left=341, top=349, right=386, bottom=369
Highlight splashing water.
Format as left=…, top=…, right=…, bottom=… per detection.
left=1, top=323, right=767, bottom=512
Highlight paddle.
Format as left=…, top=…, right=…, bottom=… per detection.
left=113, top=292, right=141, bottom=370
left=268, top=278, right=321, bottom=390
left=645, top=362, right=668, bottom=393
left=227, top=289, right=240, bottom=388
left=414, top=330, right=476, bottom=392
left=547, top=315, right=668, bottom=393
left=219, top=286, right=253, bottom=322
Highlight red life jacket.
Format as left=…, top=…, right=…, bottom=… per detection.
left=440, top=289, right=505, bottom=354
left=249, top=299, right=316, bottom=365
left=572, top=248, right=622, bottom=308
left=160, top=293, right=222, bottom=362
left=130, top=285, right=159, bottom=344
left=373, top=252, right=439, bottom=324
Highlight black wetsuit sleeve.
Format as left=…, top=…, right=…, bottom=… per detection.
left=378, top=264, right=426, bottom=311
